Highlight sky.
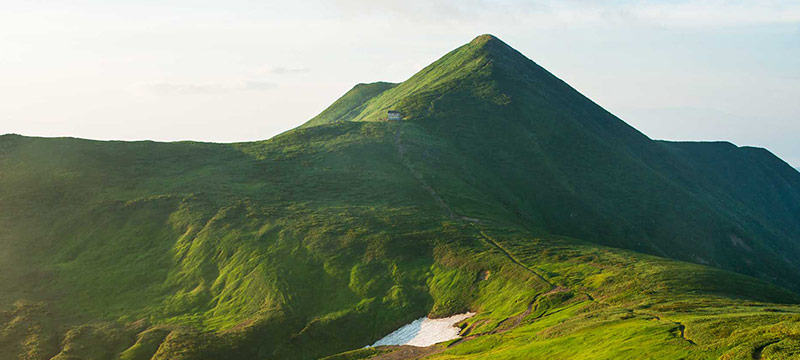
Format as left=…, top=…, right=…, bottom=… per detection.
left=1, top=0, right=799, bottom=167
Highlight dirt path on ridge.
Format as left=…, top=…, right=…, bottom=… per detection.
left=392, top=124, right=555, bottom=289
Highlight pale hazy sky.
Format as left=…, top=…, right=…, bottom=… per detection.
left=2, top=1, right=799, bottom=166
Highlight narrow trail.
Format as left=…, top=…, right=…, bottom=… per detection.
left=370, top=344, right=445, bottom=360
left=473, top=226, right=554, bottom=288
left=448, top=298, right=538, bottom=348
left=491, top=295, right=539, bottom=332
left=449, top=287, right=575, bottom=348
left=393, top=124, right=554, bottom=289
left=394, top=125, right=458, bottom=221
left=390, top=124, right=589, bottom=356
left=388, top=125, right=705, bottom=359
left=513, top=297, right=538, bottom=326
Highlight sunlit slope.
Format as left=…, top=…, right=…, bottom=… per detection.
left=302, top=34, right=800, bottom=292
left=302, top=81, right=397, bottom=128
left=1, top=34, right=800, bottom=360
left=0, top=122, right=575, bottom=359
left=328, top=228, right=800, bottom=360
left=0, top=124, right=465, bottom=359
left=3, top=120, right=800, bottom=360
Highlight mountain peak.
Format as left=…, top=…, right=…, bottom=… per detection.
left=470, top=34, right=500, bottom=45
left=465, top=34, right=520, bottom=59
left=302, top=34, right=554, bottom=127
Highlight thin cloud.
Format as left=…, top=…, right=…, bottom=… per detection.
left=259, top=65, right=311, bottom=75
left=133, top=81, right=277, bottom=95
left=242, top=81, right=278, bottom=90
left=330, top=0, right=800, bottom=28
left=625, top=1, right=800, bottom=27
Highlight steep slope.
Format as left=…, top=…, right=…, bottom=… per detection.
left=659, top=141, right=800, bottom=252
left=1, top=35, right=800, bottom=360
left=302, top=34, right=800, bottom=291
left=0, top=128, right=459, bottom=359
left=3, top=128, right=800, bottom=360
left=302, top=82, right=397, bottom=128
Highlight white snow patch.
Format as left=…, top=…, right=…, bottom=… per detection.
left=370, top=312, right=475, bottom=348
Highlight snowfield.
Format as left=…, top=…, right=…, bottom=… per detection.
left=370, top=312, right=476, bottom=347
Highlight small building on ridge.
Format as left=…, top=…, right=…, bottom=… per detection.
left=388, top=110, right=403, bottom=121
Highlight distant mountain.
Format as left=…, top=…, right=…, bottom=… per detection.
left=1, top=35, right=799, bottom=360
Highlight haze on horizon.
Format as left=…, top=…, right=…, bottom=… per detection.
left=1, top=0, right=799, bottom=167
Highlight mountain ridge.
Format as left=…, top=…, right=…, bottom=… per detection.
left=339, top=34, right=800, bottom=290
left=2, top=34, right=800, bottom=360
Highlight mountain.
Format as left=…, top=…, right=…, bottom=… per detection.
left=1, top=35, right=800, bottom=360
left=302, top=81, right=397, bottom=128
left=303, top=34, right=800, bottom=289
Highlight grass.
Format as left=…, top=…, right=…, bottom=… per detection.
left=1, top=34, right=800, bottom=359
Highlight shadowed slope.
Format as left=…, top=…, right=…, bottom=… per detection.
left=303, top=34, right=800, bottom=291
left=1, top=35, right=800, bottom=360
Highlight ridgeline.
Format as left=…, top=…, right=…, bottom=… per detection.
left=1, top=35, right=799, bottom=360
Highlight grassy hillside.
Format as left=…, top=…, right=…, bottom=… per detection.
left=301, top=34, right=800, bottom=292
left=3, top=121, right=800, bottom=359
left=0, top=125, right=450, bottom=359
left=1, top=34, right=800, bottom=359
left=302, top=82, right=398, bottom=128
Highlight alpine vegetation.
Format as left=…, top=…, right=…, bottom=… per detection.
left=1, top=35, right=799, bottom=360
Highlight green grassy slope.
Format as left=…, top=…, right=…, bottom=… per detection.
left=659, top=141, right=800, bottom=239
left=3, top=121, right=800, bottom=360
left=302, top=82, right=397, bottom=128
left=1, top=34, right=800, bottom=360
left=0, top=126, right=452, bottom=359
left=301, top=34, right=800, bottom=292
